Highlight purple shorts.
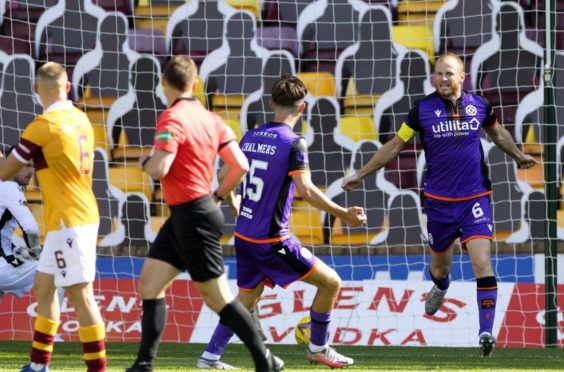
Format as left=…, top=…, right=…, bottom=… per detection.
left=234, top=235, right=318, bottom=291
left=425, top=195, right=493, bottom=253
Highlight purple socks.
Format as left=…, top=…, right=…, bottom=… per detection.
left=310, top=310, right=331, bottom=347
left=476, top=276, right=497, bottom=335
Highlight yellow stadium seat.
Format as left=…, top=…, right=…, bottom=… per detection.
left=112, top=130, right=152, bottom=162
left=226, top=0, right=262, bottom=21
left=516, top=157, right=544, bottom=189
left=108, top=165, right=153, bottom=201
left=194, top=75, right=207, bottom=108
left=392, top=25, right=434, bottom=62
left=212, top=94, right=247, bottom=122
left=290, top=201, right=324, bottom=245
left=342, top=79, right=380, bottom=116
left=224, top=119, right=243, bottom=142
left=25, top=174, right=42, bottom=204
left=330, top=216, right=383, bottom=245
left=397, top=0, right=445, bottom=28
left=134, top=4, right=182, bottom=36
left=150, top=215, right=167, bottom=233
left=339, top=116, right=377, bottom=142
left=296, top=72, right=336, bottom=97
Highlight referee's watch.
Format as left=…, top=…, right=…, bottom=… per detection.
left=213, top=190, right=225, bottom=202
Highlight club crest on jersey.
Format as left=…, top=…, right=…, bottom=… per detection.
left=434, top=110, right=441, bottom=118
left=465, top=104, right=477, bottom=116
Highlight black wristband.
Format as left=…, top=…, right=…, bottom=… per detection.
left=213, top=190, right=225, bottom=201
left=141, top=156, right=151, bottom=170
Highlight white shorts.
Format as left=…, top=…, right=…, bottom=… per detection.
left=0, top=259, right=37, bottom=299
left=37, top=224, right=99, bottom=287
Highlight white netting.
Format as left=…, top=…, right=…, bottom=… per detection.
left=0, top=0, right=561, bottom=348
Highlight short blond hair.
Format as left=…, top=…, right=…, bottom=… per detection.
left=37, top=62, right=68, bottom=87
left=436, top=52, right=464, bottom=72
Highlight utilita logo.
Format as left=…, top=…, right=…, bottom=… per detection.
left=432, top=118, right=480, bottom=138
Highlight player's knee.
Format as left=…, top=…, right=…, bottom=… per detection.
left=137, top=278, right=161, bottom=299
left=320, top=272, right=341, bottom=295
left=472, top=259, right=493, bottom=277
left=429, top=262, right=450, bottom=279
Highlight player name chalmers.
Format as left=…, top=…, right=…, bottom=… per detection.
left=241, top=142, right=277, bottom=155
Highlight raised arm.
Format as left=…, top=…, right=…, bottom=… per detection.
left=483, top=124, right=538, bottom=169
left=293, top=171, right=366, bottom=227
left=341, top=135, right=406, bottom=191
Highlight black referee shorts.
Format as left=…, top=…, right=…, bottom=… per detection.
left=148, top=195, right=225, bottom=282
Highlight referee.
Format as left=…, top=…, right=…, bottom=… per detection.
left=127, top=56, right=281, bottom=372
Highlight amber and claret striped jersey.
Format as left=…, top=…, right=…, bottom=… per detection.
left=13, top=101, right=99, bottom=232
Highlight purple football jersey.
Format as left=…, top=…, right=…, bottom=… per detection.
left=404, top=91, right=497, bottom=200
left=235, top=122, right=309, bottom=240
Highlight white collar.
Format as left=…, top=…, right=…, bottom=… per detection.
left=44, top=100, right=74, bottom=113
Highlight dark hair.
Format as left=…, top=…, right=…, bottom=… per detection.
left=162, top=56, right=197, bottom=92
left=4, top=145, right=15, bottom=157
left=271, top=75, right=307, bottom=107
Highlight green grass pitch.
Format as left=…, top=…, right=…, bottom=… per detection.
left=1, top=341, right=563, bottom=371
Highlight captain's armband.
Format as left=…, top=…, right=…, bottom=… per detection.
left=397, top=122, right=415, bottom=142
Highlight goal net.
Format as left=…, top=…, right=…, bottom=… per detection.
left=0, top=0, right=561, bottom=349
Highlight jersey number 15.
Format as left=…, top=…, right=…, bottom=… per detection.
left=242, top=160, right=268, bottom=202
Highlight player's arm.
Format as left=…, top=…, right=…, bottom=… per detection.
left=215, top=163, right=241, bottom=216
left=0, top=153, right=26, bottom=181
left=140, top=149, right=175, bottom=180
left=341, top=134, right=407, bottom=191
left=216, top=141, right=249, bottom=199
left=8, top=192, right=41, bottom=258
left=483, top=124, right=538, bottom=169
left=293, top=172, right=366, bottom=227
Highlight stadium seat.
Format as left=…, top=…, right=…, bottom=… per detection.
left=72, top=12, right=140, bottom=99
left=385, top=190, right=426, bottom=246
left=241, top=50, right=296, bottom=131
left=224, top=119, right=243, bottom=142
left=290, top=200, right=324, bottom=245
left=256, top=25, right=299, bottom=58
left=134, top=2, right=182, bottom=36
left=128, top=29, right=167, bottom=65
left=106, top=55, right=166, bottom=160
left=166, top=0, right=232, bottom=64
left=391, top=25, right=434, bottom=62
left=339, top=116, right=377, bottom=143
left=295, top=72, right=336, bottom=97
left=397, top=0, right=444, bottom=29
left=94, top=0, right=131, bottom=15
left=226, top=0, right=262, bottom=21
left=517, top=157, right=544, bottom=189
left=108, top=165, right=154, bottom=201
left=336, top=5, right=399, bottom=115
left=24, top=174, right=42, bottom=204
left=211, top=95, right=247, bottom=122
left=0, top=54, right=43, bottom=149
left=298, top=0, right=364, bottom=73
